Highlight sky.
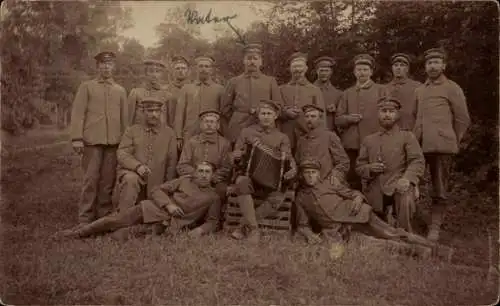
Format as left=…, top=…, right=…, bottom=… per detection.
left=120, top=1, right=269, bottom=48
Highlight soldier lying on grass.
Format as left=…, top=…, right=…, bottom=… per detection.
left=295, top=159, right=434, bottom=250
left=55, top=162, right=221, bottom=240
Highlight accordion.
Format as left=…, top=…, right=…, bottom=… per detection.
left=242, top=141, right=292, bottom=191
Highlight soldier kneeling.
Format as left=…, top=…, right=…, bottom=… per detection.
left=55, top=162, right=221, bottom=239
left=295, top=159, right=433, bottom=248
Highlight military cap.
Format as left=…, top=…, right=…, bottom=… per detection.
left=424, top=48, right=447, bottom=61
left=353, top=53, right=375, bottom=68
left=141, top=96, right=164, bottom=110
left=300, top=159, right=321, bottom=170
left=243, top=43, right=263, bottom=55
left=172, top=55, right=190, bottom=66
left=302, top=104, right=324, bottom=114
left=94, top=51, right=116, bottom=62
left=391, top=53, right=411, bottom=65
left=377, top=96, right=402, bottom=109
left=143, top=59, right=166, bottom=69
left=194, top=55, right=216, bottom=65
left=314, top=56, right=335, bottom=68
left=258, top=99, right=281, bottom=113
left=289, top=52, right=308, bottom=65
left=198, top=109, right=221, bottom=120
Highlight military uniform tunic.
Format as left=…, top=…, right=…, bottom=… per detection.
left=174, top=80, right=224, bottom=140
left=128, top=82, right=171, bottom=127
left=164, top=80, right=190, bottom=129
left=314, top=80, right=343, bottom=132
left=221, top=72, right=282, bottom=142
left=385, top=78, right=422, bottom=131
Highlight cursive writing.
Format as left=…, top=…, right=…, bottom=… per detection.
left=185, top=8, right=238, bottom=24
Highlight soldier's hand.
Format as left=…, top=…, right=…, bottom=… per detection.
left=166, top=203, right=185, bottom=217
left=226, top=185, right=237, bottom=196
left=136, top=165, right=151, bottom=178
left=249, top=108, right=257, bottom=115
left=285, top=108, right=299, bottom=119
left=284, top=168, right=297, bottom=180
left=329, top=174, right=342, bottom=188
left=72, top=141, right=84, bottom=154
left=396, top=178, right=411, bottom=193
left=326, top=104, right=336, bottom=113
left=350, top=195, right=364, bottom=216
left=231, top=150, right=243, bottom=162
left=368, top=162, right=385, bottom=174
left=348, top=114, right=363, bottom=123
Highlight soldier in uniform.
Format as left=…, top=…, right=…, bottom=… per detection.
left=356, top=97, right=425, bottom=233
left=228, top=100, right=297, bottom=243
left=385, top=53, right=422, bottom=131
left=413, top=48, right=470, bottom=241
left=221, top=43, right=282, bottom=144
left=128, top=59, right=171, bottom=127
left=295, top=104, right=350, bottom=185
left=295, top=159, right=433, bottom=249
left=177, top=110, right=232, bottom=223
left=55, top=162, right=222, bottom=239
left=175, top=56, right=224, bottom=150
left=313, top=56, right=343, bottom=133
left=280, top=52, right=326, bottom=152
left=70, top=51, right=128, bottom=225
left=335, top=54, right=387, bottom=190
left=113, top=97, right=178, bottom=214
left=165, top=55, right=191, bottom=131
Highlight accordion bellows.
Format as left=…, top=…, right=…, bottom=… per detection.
left=245, top=142, right=292, bottom=191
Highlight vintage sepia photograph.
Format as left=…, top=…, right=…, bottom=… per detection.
left=1, top=0, right=499, bottom=304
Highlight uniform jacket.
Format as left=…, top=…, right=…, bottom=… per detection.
left=355, top=125, right=425, bottom=212
left=314, top=80, right=343, bottom=131
left=174, top=79, right=224, bottom=140
left=164, top=80, right=190, bottom=129
left=128, top=81, right=171, bottom=126
left=221, top=71, right=282, bottom=142
left=385, top=77, right=422, bottom=131
left=413, top=75, right=470, bottom=154
left=116, top=124, right=178, bottom=195
left=70, top=78, right=128, bottom=145
left=295, top=127, right=350, bottom=180
left=177, top=133, right=232, bottom=184
left=335, top=80, right=387, bottom=150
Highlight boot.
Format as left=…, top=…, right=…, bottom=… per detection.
left=152, top=222, right=166, bottom=235
left=231, top=227, right=246, bottom=240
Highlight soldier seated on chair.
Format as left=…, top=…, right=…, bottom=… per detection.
left=177, top=109, right=232, bottom=227
left=295, top=159, right=433, bottom=248
left=112, top=96, right=178, bottom=234
left=355, top=96, right=425, bottom=233
left=56, top=161, right=222, bottom=240
left=227, top=99, right=298, bottom=243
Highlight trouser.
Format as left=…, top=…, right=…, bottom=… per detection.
left=425, top=153, right=453, bottom=229
left=345, top=149, right=362, bottom=191
left=113, top=171, right=147, bottom=212
left=78, top=205, right=144, bottom=237
left=382, top=186, right=416, bottom=233
left=78, top=145, right=118, bottom=224
left=215, top=182, right=228, bottom=228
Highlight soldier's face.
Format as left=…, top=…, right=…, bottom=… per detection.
left=354, top=64, right=372, bottom=83
left=145, top=65, right=163, bottom=82
left=194, top=164, right=214, bottom=187
left=378, top=106, right=399, bottom=128
left=305, top=110, right=322, bottom=129
left=425, top=58, right=446, bottom=79
left=317, top=67, right=332, bottom=82
left=392, top=62, right=409, bottom=78
left=97, top=60, right=115, bottom=78
left=200, top=115, right=220, bottom=134
left=173, top=63, right=189, bottom=80
left=243, top=53, right=262, bottom=72
left=145, top=108, right=162, bottom=125
left=197, top=60, right=213, bottom=80
left=258, top=107, right=278, bottom=127
left=290, top=61, right=307, bottom=79
left=303, top=168, right=321, bottom=186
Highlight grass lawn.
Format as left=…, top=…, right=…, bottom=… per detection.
left=0, top=142, right=498, bottom=305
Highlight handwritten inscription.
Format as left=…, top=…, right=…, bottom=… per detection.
left=185, top=8, right=238, bottom=24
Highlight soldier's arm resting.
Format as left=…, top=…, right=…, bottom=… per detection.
left=117, top=127, right=142, bottom=171
left=213, top=141, right=233, bottom=184
left=176, top=138, right=196, bottom=177
left=270, top=77, right=284, bottom=109
left=334, top=92, right=351, bottom=128
left=402, top=132, right=425, bottom=185
left=165, top=135, right=179, bottom=181
left=412, top=89, right=423, bottom=142
left=70, top=82, right=89, bottom=142
left=120, top=88, right=129, bottom=133
left=150, top=178, right=182, bottom=207
left=127, top=88, right=138, bottom=126
left=449, top=84, right=471, bottom=143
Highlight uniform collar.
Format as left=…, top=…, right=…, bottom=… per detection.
left=314, top=80, right=332, bottom=89
left=425, top=74, right=447, bottom=86
left=256, top=124, right=276, bottom=134
left=97, top=77, right=114, bottom=84
left=195, top=79, right=213, bottom=86
left=144, top=124, right=160, bottom=134
left=200, top=132, right=218, bottom=143
left=243, top=71, right=262, bottom=79
left=390, top=77, right=409, bottom=85
left=356, top=79, right=373, bottom=89
left=172, top=79, right=188, bottom=88
left=144, top=80, right=161, bottom=90
left=306, top=126, right=325, bottom=139
left=378, top=124, right=400, bottom=136
left=289, top=77, right=309, bottom=86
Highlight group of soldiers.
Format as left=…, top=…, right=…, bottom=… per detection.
left=57, top=43, right=470, bottom=250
